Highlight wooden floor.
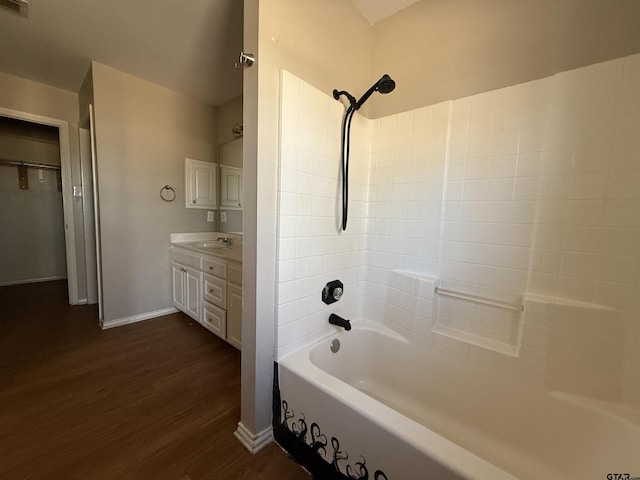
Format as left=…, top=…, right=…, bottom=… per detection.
left=0, top=280, right=309, bottom=480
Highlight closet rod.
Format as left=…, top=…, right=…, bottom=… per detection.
left=0, top=158, right=61, bottom=171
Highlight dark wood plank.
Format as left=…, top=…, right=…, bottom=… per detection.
left=0, top=280, right=309, bottom=480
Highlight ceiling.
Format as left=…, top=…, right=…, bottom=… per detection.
left=0, top=0, right=244, bottom=106
left=350, top=0, right=423, bottom=24
left=0, top=0, right=417, bottom=107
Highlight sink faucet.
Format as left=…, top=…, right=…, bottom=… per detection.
left=329, top=313, right=351, bottom=331
left=217, top=236, right=232, bottom=247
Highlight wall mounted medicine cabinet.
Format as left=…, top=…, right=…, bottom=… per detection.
left=185, top=158, right=217, bottom=209
left=218, top=138, right=243, bottom=211
left=219, top=165, right=243, bottom=209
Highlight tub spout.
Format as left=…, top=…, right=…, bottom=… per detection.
left=329, top=313, right=351, bottom=331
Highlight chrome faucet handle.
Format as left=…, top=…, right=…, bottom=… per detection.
left=322, top=280, right=344, bottom=305
left=216, top=236, right=232, bottom=246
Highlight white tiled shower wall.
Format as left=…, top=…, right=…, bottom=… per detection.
left=276, top=71, right=373, bottom=359
left=277, top=55, right=640, bottom=403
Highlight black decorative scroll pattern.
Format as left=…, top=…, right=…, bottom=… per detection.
left=273, top=362, right=390, bottom=480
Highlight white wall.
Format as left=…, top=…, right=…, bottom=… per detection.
left=369, top=0, right=640, bottom=117
left=0, top=71, right=79, bottom=123
left=0, top=166, right=67, bottom=285
left=90, top=62, right=217, bottom=324
left=0, top=121, right=65, bottom=284
left=276, top=54, right=640, bottom=405
left=217, top=95, right=243, bottom=146
left=239, top=0, right=374, bottom=448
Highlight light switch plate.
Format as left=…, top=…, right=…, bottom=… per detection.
left=207, top=211, right=214, bottom=222
left=220, top=211, right=227, bottom=222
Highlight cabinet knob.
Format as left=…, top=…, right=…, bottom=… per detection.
left=209, top=289, right=214, bottom=293
left=209, top=266, right=213, bottom=270
left=192, top=200, right=196, bottom=204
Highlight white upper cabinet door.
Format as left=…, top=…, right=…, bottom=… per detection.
left=185, top=158, right=217, bottom=209
left=219, top=165, right=243, bottom=209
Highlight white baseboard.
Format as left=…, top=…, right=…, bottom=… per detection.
left=234, top=422, right=273, bottom=454
left=0, top=275, right=67, bottom=287
left=100, top=307, right=179, bottom=330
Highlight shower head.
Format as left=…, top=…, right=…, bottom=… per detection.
left=354, top=74, right=396, bottom=110
left=376, top=74, right=396, bottom=94
left=332, top=74, right=396, bottom=112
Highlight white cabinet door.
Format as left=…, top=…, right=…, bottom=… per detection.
left=184, top=266, right=202, bottom=321
left=226, top=283, right=242, bottom=350
left=185, top=158, right=217, bottom=209
left=219, top=165, right=243, bottom=209
left=171, top=262, right=185, bottom=311
left=173, top=261, right=201, bottom=322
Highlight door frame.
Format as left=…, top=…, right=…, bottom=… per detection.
left=0, top=106, right=79, bottom=304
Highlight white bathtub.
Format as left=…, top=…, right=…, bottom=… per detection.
left=276, top=320, right=640, bottom=480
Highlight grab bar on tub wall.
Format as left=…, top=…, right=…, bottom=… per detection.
left=435, top=287, right=524, bottom=313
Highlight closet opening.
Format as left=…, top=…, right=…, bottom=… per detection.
left=0, top=111, right=81, bottom=306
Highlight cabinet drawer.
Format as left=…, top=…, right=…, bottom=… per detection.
left=202, top=302, right=226, bottom=340
left=228, top=263, right=242, bottom=286
left=203, top=257, right=227, bottom=279
left=203, top=274, right=226, bottom=309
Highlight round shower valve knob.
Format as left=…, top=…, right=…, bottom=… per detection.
left=322, top=280, right=344, bottom=305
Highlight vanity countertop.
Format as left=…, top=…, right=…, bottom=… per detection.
left=170, top=232, right=242, bottom=263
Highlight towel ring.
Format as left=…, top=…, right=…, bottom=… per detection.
left=160, top=184, right=176, bottom=202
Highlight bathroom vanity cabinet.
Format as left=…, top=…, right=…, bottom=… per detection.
left=170, top=239, right=242, bottom=350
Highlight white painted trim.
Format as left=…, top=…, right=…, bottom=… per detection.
left=89, top=104, right=104, bottom=320
left=0, top=106, right=79, bottom=305
left=234, top=421, right=273, bottom=454
left=0, top=275, right=67, bottom=287
left=99, top=307, right=178, bottom=330
left=58, top=121, right=78, bottom=304
left=79, top=127, right=98, bottom=306
left=239, top=0, right=277, bottom=453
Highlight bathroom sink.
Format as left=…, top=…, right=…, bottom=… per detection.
left=172, top=237, right=241, bottom=262
left=186, top=241, right=226, bottom=249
